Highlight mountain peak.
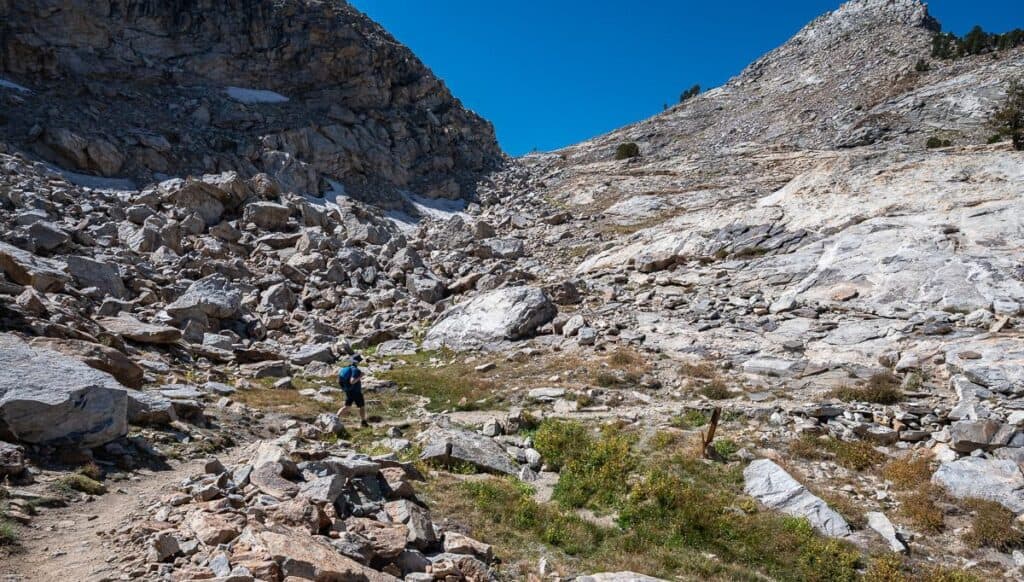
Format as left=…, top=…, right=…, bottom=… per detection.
left=806, top=0, right=939, bottom=36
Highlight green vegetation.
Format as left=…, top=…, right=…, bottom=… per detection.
left=672, top=409, right=710, bottom=429
left=914, top=58, right=931, bottom=73
left=790, top=435, right=885, bottom=471
left=0, top=498, right=17, bottom=546
left=963, top=498, right=1024, bottom=551
left=990, top=79, right=1024, bottom=150
left=926, top=136, right=952, bottom=149
left=699, top=378, right=732, bottom=400
left=829, top=372, right=904, bottom=405
left=53, top=473, right=107, bottom=496
left=679, top=84, right=701, bottom=103
left=864, top=555, right=982, bottom=582
left=932, top=26, right=1024, bottom=60
left=882, top=455, right=932, bottom=489
left=380, top=351, right=499, bottom=412
left=883, top=459, right=947, bottom=534
left=615, top=142, right=640, bottom=160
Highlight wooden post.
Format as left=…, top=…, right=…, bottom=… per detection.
left=702, top=407, right=722, bottom=459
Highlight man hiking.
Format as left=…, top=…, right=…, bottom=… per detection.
left=336, top=354, right=369, bottom=427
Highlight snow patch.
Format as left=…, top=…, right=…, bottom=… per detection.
left=225, top=87, right=289, bottom=104
left=0, top=77, right=31, bottom=93
left=386, top=192, right=467, bottom=232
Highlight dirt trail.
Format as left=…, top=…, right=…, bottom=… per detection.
left=1, top=446, right=251, bottom=582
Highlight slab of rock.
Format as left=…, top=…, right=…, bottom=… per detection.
left=932, top=457, right=1024, bottom=514
left=442, top=532, right=493, bottom=562
left=0, top=241, right=69, bottom=292
left=0, top=333, right=127, bottom=447
left=188, top=511, right=243, bottom=545
left=65, top=256, right=128, bottom=299
left=418, top=425, right=519, bottom=475
left=97, top=315, right=182, bottom=344
left=742, top=357, right=803, bottom=377
left=743, top=459, right=851, bottom=537
left=166, top=274, right=242, bottom=321
left=126, top=391, right=178, bottom=426
left=423, top=286, right=556, bottom=351
left=260, top=530, right=399, bottom=581
left=375, top=339, right=418, bottom=357
left=866, top=511, right=907, bottom=553
left=290, top=343, right=336, bottom=365
left=950, top=419, right=1013, bottom=453
left=30, top=338, right=144, bottom=388
left=243, top=201, right=291, bottom=230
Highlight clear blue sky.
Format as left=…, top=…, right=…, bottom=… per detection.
left=350, top=1, right=1023, bottom=155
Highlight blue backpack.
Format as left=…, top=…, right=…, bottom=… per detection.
left=338, top=365, right=361, bottom=391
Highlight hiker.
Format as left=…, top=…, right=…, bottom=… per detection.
left=336, top=354, right=369, bottom=427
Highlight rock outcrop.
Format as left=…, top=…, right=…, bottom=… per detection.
left=0, top=333, right=127, bottom=447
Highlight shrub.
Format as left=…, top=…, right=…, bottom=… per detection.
left=698, top=378, right=731, bottom=400
left=915, top=59, right=931, bottom=72
left=0, top=519, right=16, bottom=546
left=926, top=136, right=952, bottom=149
left=78, top=462, right=103, bottom=481
left=713, top=438, right=738, bottom=458
left=829, top=372, right=904, bottom=404
left=678, top=361, right=716, bottom=379
left=882, top=455, right=932, bottom=490
left=963, top=498, right=1024, bottom=551
left=790, top=435, right=885, bottom=471
left=552, top=425, right=636, bottom=509
left=53, top=474, right=107, bottom=496
left=534, top=420, right=592, bottom=471
left=615, top=142, right=640, bottom=160
left=679, top=84, right=701, bottom=103
left=990, top=79, right=1024, bottom=151
left=900, top=489, right=945, bottom=533
left=672, top=409, right=709, bottom=429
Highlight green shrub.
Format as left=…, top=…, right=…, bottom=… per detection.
left=679, top=84, right=701, bottom=103
left=534, top=420, right=592, bottom=471
left=53, top=474, right=107, bottom=496
left=790, top=435, right=885, bottom=471
left=713, top=438, right=738, bottom=458
left=0, top=520, right=16, bottom=546
left=615, top=142, right=640, bottom=160
left=915, top=59, right=931, bottom=72
left=699, top=378, right=731, bottom=400
left=672, top=409, right=709, bottom=429
left=926, top=136, right=952, bottom=149
left=991, top=79, right=1024, bottom=151
left=552, top=425, right=636, bottom=509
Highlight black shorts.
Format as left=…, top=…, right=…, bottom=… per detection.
left=344, top=389, right=365, bottom=408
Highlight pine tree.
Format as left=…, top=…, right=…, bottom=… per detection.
left=991, top=79, right=1024, bottom=151
left=679, top=84, right=701, bottom=103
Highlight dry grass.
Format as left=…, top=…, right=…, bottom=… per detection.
left=678, top=360, right=717, bottom=379
left=864, top=555, right=981, bottom=582
left=899, top=488, right=946, bottom=533
left=882, top=455, right=933, bottom=489
left=698, top=378, right=732, bottom=400
left=233, top=385, right=341, bottom=420
left=963, top=498, right=1024, bottom=551
left=829, top=372, right=904, bottom=404
left=52, top=474, right=106, bottom=496
left=790, top=435, right=885, bottom=472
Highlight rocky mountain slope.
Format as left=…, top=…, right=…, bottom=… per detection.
left=2, top=0, right=1024, bottom=580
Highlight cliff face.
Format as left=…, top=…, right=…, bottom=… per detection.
left=0, top=0, right=503, bottom=200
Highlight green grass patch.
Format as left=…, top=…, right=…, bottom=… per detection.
left=52, top=474, right=107, bottom=496
left=672, top=409, right=710, bottom=429
left=379, top=351, right=501, bottom=412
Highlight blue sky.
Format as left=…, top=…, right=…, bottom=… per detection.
left=350, top=1, right=1023, bottom=156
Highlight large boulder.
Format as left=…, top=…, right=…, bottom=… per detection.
left=0, top=441, right=25, bottom=477
left=743, top=459, right=851, bottom=537
left=30, top=337, right=144, bottom=388
left=423, top=286, right=556, bottom=351
left=166, top=274, right=242, bottom=322
left=418, top=425, right=519, bottom=475
left=0, top=241, right=69, bottom=292
left=258, top=530, right=400, bottom=582
left=65, top=256, right=128, bottom=299
left=0, top=333, right=127, bottom=447
left=932, top=457, right=1024, bottom=514
left=97, top=314, right=182, bottom=344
